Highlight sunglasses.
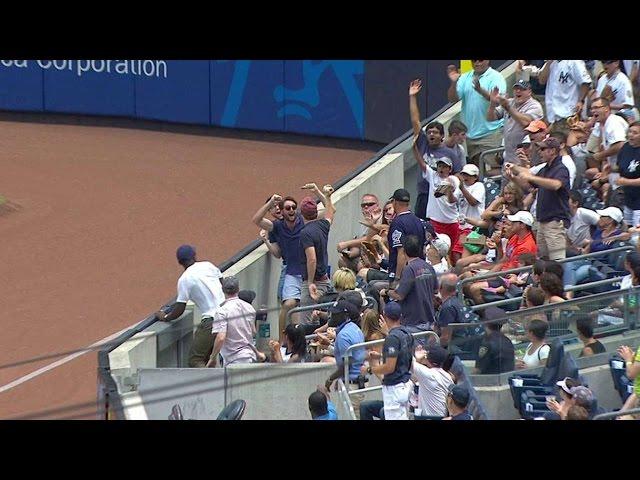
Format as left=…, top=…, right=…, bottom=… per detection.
left=283, top=205, right=297, bottom=211
left=361, top=202, right=377, bottom=208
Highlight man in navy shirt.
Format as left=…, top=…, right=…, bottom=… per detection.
left=443, top=385, right=473, bottom=420
left=253, top=194, right=305, bottom=335
left=387, top=189, right=429, bottom=286
left=434, top=273, right=469, bottom=351
left=366, top=302, right=415, bottom=420
left=616, top=121, right=640, bottom=227
left=381, top=235, right=438, bottom=334
left=409, top=79, right=462, bottom=220
left=506, top=136, right=571, bottom=260
left=298, top=183, right=335, bottom=325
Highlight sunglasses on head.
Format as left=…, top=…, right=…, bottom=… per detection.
left=361, top=202, right=377, bottom=208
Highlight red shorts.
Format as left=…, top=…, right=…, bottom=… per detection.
left=452, top=227, right=473, bottom=255
left=430, top=219, right=461, bottom=255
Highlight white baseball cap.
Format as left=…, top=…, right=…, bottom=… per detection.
left=506, top=211, right=534, bottom=227
left=596, top=207, right=623, bottom=223
left=461, top=164, right=480, bottom=176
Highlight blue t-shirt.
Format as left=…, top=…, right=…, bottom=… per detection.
left=591, top=227, right=623, bottom=254
left=451, top=411, right=473, bottom=420
left=387, top=211, right=427, bottom=280
left=395, top=258, right=438, bottom=328
left=271, top=215, right=304, bottom=276
left=618, top=143, right=640, bottom=210
left=314, top=401, right=338, bottom=420
left=536, top=156, right=571, bottom=225
left=299, top=218, right=331, bottom=281
left=456, top=68, right=506, bottom=139
left=334, top=321, right=365, bottom=381
left=415, top=132, right=463, bottom=194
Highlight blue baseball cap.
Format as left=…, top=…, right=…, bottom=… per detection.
left=176, top=244, right=196, bottom=263
left=383, top=301, right=402, bottom=320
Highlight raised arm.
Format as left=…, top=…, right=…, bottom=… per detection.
left=409, top=79, right=423, bottom=137
left=447, top=65, right=461, bottom=103
left=412, top=137, right=428, bottom=174
left=537, top=60, right=551, bottom=85
left=251, top=194, right=280, bottom=231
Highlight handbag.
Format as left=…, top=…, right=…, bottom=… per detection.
left=463, top=228, right=486, bottom=254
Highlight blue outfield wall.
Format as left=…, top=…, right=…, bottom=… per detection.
left=0, top=59, right=507, bottom=142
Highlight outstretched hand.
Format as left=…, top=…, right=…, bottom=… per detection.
left=447, top=65, right=460, bottom=82
left=409, top=79, right=422, bottom=96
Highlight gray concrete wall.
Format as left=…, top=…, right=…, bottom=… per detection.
left=226, top=363, right=335, bottom=420
left=137, top=368, right=226, bottom=420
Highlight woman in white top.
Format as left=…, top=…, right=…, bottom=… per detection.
left=516, top=319, right=550, bottom=369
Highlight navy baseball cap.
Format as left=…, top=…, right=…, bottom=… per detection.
left=383, top=301, right=402, bottom=320
left=389, top=188, right=410, bottom=203
left=176, top=244, right=196, bottom=263
left=513, top=79, right=531, bottom=89
left=426, top=345, right=448, bottom=367
left=449, top=384, right=470, bottom=407
left=328, top=300, right=360, bottom=326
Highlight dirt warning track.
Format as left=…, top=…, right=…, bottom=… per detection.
left=0, top=116, right=379, bottom=419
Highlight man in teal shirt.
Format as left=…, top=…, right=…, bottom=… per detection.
left=447, top=60, right=507, bottom=167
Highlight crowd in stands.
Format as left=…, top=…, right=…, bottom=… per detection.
left=156, top=60, right=640, bottom=420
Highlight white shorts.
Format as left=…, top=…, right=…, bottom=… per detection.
left=282, top=274, right=302, bottom=301
left=382, top=379, right=414, bottom=420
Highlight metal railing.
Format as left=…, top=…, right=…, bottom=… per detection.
left=470, top=276, right=625, bottom=312
left=342, top=330, right=440, bottom=393
left=478, top=146, right=505, bottom=181
left=286, top=296, right=376, bottom=327
left=593, top=407, right=640, bottom=420
left=334, top=379, right=357, bottom=420
left=457, top=245, right=633, bottom=301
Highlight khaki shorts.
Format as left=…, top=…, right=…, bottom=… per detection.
left=537, top=219, right=566, bottom=260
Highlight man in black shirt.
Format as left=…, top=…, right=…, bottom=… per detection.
left=366, top=301, right=415, bottom=420
left=616, top=121, right=640, bottom=227
left=435, top=273, right=469, bottom=351
left=475, top=306, right=515, bottom=374
left=298, top=183, right=335, bottom=325
left=387, top=188, right=428, bottom=285
left=506, top=136, right=570, bottom=260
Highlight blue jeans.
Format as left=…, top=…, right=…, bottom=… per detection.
left=359, top=400, right=385, bottom=420
left=563, top=259, right=592, bottom=287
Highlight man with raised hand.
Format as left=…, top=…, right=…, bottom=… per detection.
left=252, top=194, right=304, bottom=336
left=447, top=60, right=507, bottom=166
left=298, top=182, right=335, bottom=327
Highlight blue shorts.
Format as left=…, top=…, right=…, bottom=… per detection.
left=282, top=274, right=303, bottom=301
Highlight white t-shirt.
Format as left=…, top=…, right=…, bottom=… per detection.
left=545, top=60, right=592, bottom=123
left=176, top=261, right=225, bottom=318
left=567, top=207, right=600, bottom=248
left=423, top=167, right=461, bottom=223
left=459, top=181, right=486, bottom=229
left=596, top=71, right=635, bottom=108
left=620, top=274, right=633, bottom=290
left=592, top=114, right=629, bottom=166
left=521, top=343, right=550, bottom=368
left=412, top=361, right=454, bottom=417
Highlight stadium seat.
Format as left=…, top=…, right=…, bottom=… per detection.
left=509, top=338, right=564, bottom=410
left=217, top=399, right=247, bottom=420
left=609, top=355, right=635, bottom=403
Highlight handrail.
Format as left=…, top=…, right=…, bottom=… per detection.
left=342, top=330, right=440, bottom=390
left=470, top=276, right=625, bottom=311
left=457, top=245, right=633, bottom=301
left=472, top=287, right=640, bottom=325
left=335, top=379, right=357, bottom=420
left=478, top=146, right=505, bottom=181
left=285, top=296, right=376, bottom=327
left=593, top=407, right=640, bottom=420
